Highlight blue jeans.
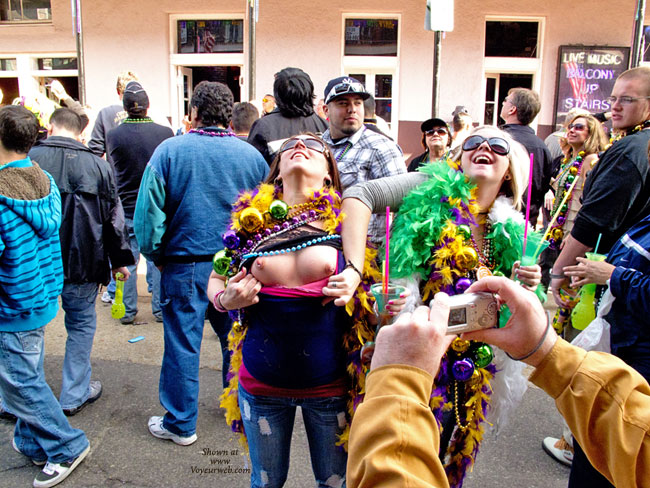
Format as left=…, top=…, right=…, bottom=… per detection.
left=60, top=282, right=99, bottom=409
left=0, top=327, right=89, bottom=463
left=207, top=303, right=232, bottom=389
left=238, top=384, right=347, bottom=488
left=122, top=218, right=161, bottom=319
left=159, top=261, right=212, bottom=436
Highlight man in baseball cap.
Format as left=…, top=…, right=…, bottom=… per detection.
left=321, top=75, right=405, bottom=243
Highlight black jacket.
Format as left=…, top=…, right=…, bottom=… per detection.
left=501, top=124, right=553, bottom=224
left=248, top=109, right=328, bottom=164
left=29, top=136, right=134, bottom=285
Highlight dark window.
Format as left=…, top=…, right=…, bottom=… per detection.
left=37, top=57, right=77, bottom=70
left=344, top=19, right=398, bottom=56
left=177, top=20, right=244, bottom=54
left=0, top=58, right=17, bottom=71
left=485, top=21, right=538, bottom=57
left=1, top=0, right=51, bottom=22
left=643, top=26, right=650, bottom=63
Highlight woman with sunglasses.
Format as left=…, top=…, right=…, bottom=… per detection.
left=547, top=115, right=608, bottom=329
left=334, top=126, right=544, bottom=487
left=407, top=117, right=453, bottom=172
left=207, top=134, right=386, bottom=488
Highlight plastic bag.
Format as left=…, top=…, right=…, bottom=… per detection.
left=570, top=286, right=614, bottom=353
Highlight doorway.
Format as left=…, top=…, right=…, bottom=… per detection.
left=484, top=73, right=533, bottom=125
left=175, top=65, right=241, bottom=122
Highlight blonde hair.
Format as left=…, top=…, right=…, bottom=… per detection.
left=452, top=125, right=529, bottom=211
left=116, top=71, right=139, bottom=95
left=562, top=114, right=608, bottom=157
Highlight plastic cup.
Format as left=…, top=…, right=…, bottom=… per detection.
left=370, top=283, right=406, bottom=327
left=520, top=235, right=550, bottom=267
left=571, top=252, right=607, bottom=330
left=585, top=252, right=606, bottom=262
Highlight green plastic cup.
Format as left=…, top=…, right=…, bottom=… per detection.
left=520, top=234, right=550, bottom=267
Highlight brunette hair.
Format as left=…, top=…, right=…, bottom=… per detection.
left=507, top=88, right=541, bottom=126
left=266, top=132, right=342, bottom=193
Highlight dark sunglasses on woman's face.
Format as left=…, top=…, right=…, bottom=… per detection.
left=461, top=135, right=510, bottom=156
left=425, top=128, right=448, bottom=136
left=280, top=137, right=326, bottom=154
left=568, top=123, right=587, bottom=131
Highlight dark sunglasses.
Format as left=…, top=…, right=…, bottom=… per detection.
left=325, top=81, right=366, bottom=104
left=425, top=128, right=449, bottom=136
left=279, top=136, right=327, bottom=154
left=568, top=123, right=587, bottom=131
left=461, top=135, right=510, bottom=156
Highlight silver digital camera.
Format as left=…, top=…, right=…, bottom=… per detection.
left=439, top=292, right=499, bottom=335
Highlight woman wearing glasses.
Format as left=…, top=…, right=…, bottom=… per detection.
left=407, top=117, right=453, bottom=172
left=207, top=134, right=387, bottom=488
left=547, top=114, right=608, bottom=332
left=336, top=126, right=544, bottom=487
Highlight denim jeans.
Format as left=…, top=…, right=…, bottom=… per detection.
left=206, top=304, right=232, bottom=389
left=238, top=384, right=347, bottom=488
left=60, top=282, right=99, bottom=409
left=159, top=261, right=212, bottom=436
left=0, top=327, right=89, bottom=463
left=122, top=218, right=161, bottom=319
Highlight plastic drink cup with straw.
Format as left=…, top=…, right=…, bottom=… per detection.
left=571, top=234, right=606, bottom=330
left=111, top=272, right=126, bottom=319
left=360, top=282, right=407, bottom=364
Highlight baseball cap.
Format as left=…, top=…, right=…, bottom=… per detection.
left=122, top=81, right=149, bottom=112
left=324, top=76, right=371, bottom=104
left=421, top=117, right=450, bottom=133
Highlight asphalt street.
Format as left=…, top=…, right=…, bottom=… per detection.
left=0, top=271, right=571, bottom=488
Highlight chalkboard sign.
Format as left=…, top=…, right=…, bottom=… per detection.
left=553, top=45, right=630, bottom=128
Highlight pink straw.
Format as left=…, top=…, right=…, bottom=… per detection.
left=522, top=153, right=534, bottom=257
left=384, top=207, right=390, bottom=293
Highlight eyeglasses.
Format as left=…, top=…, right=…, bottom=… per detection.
left=425, top=128, right=449, bottom=136
left=279, top=136, right=327, bottom=154
left=325, top=81, right=367, bottom=104
left=461, top=135, right=510, bottom=156
left=568, top=123, right=587, bottom=131
left=606, top=95, right=650, bottom=106
left=262, top=98, right=270, bottom=103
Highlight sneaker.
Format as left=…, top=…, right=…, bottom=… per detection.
left=542, top=436, right=574, bottom=466
left=33, top=444, right=90, bottom=488
left=154, top=314, right=163, bottom=323
left=12, top=438, right=46, bottom=466
left=120, top=315, right=135, bottom=325
left=148, top=416, right=197, bottom=446
left=63, top=381, right=102, bottom=416
left=100, top=291, right=113, bottom=304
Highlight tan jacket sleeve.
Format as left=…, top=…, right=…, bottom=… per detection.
left=347, top=365, right=449, bottom=488
left=530, top=338, right=650, bottom=487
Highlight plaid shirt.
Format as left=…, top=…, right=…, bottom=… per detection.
left=323, top=126, right=405, bottom=243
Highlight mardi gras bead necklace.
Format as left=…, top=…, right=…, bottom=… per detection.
left=189, top=128, right=237, bottom=137
left=123, top=117, right=153, bottom=124
left=609, top=119, right=650, bottom=144
left=547, top=151, right=585, bottom=249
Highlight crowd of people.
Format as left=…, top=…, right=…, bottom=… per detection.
left=0, top=64, right=649, bottom=488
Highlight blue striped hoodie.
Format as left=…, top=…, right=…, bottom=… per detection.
left=0, top=158, right=63, bottom=332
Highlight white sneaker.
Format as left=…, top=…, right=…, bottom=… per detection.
left=148, top=416, right=197, bottom=446
left=33, top=444, right=90, bottom=488
left=100, top=291, right=113, bottom=304
left=12, top=438, right=46, bottom=466
left=542, top=436, right=573, bottom=466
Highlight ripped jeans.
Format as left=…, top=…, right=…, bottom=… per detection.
left=238, top=383, right=347, bottom=488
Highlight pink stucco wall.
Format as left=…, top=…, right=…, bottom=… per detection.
left=0, top=0, right=646, bottom=141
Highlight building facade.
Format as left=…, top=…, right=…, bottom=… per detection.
left=0, top=0, right=645, bottom=159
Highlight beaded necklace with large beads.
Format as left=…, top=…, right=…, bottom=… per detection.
left=547, top=151, right=584, bottom=250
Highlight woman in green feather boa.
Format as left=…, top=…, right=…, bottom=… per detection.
left=334, top=126, right=545, bottom=487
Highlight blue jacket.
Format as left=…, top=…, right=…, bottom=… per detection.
left=606, top=214, right=650, bottom=380
left=0, top=158, right=63, bottom=332
left=134, top=130, right=268, bottom=265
